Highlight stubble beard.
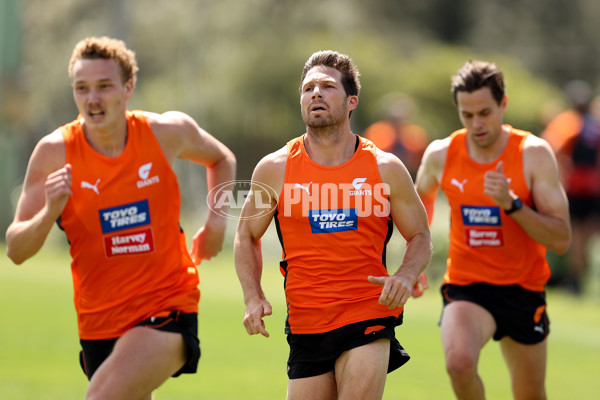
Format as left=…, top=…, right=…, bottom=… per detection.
left=302, top=105, right=348, bottom=139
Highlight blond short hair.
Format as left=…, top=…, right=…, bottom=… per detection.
left=68, top=36, right=138, bottom=87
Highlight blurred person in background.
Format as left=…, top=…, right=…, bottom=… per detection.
left=415, top=60, right=571, bottom=400
left=363, top=93, right=430, bottom=180
left=541, top=79, right=600, bottom=295
left=5, top=36, right=236, bottom=400
left=234, top=50, right=432, bottom=400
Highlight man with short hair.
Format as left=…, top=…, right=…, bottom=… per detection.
left=415, top=60, right=571, bottom=399
left=234, top=50, right=432, bottom=399
left=6, top=36, right=236, bottom=400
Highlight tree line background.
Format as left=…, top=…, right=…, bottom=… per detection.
left=1, top=0, right=600, bottom=238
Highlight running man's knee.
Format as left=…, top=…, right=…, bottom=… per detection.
left=445, top=351, right=478, bottom=384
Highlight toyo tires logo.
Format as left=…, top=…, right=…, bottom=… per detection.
left=207, top=180, right=277, bottom=220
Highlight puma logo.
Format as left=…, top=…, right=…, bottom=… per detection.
left=294, top=182, right=312, bottom=195
left=81, top=179, right=100, bottom=195
left=450, top=178, right=467, bottom=193
left=534, top=325, right=545, bottom=335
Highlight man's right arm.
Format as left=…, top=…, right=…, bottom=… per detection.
left=411, top=138, right=448, bottom=296
left=5, top=131, right=70, bottom=264
left=415, top=138, right=448, bottom=224
left=233, top=149, right=285, bottom=338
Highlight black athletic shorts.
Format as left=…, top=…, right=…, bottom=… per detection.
left=286, top=316, right=410, bottom=379
left=441, top=283, right=549, bottom=344
left=79, top=311, right=200, bottom=380
left=568, top=196, right=600, bottom=221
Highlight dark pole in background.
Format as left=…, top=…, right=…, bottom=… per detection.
left=1, top=0, right=23, bottom=237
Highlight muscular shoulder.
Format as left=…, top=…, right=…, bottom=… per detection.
left=143, top=110, right=194, bottom=142
left=422, top=137, right=450, bottom=169
left=375, top=148, right=405, bottom=179
left=522, top=133, right=559, bottom=180
left=39, top=128, right=66, bottom=147
left=143, top=110, right=194, bottom=130
left=142, top=110, right=215, bottom=163
left=31, top=129, right=67, bottom=173
left=257, top=146, right=288, bottom=168
left=252, top=146, right=287, bottom=195
left=374, top=148, right=414, bottom=198
left=522, top=133, right=554, bottom=157
left=414, top=137, right=450, bottom=195
left=15, top=128, right=67, bottom=196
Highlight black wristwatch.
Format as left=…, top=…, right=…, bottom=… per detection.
left=504, top=196, right=523, bottom=215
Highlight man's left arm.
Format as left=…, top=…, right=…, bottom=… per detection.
left=484, top=137, right=571, bottom=254
left=152, top=111, right=237, bottom=264
left=368, top=152, right=433, bottom=309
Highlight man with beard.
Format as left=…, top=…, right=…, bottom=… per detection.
left=234, top=50, right=432, bottom=399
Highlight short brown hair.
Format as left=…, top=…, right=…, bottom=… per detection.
left=299, top=50, right=361, bottom=97
left=451, top=60, right=505, bottom=105
left=68, top=36, right=139, bottom=87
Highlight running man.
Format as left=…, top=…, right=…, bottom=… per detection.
left=5, top=36, right=236, bottom=400
left=234, top=50, right=432, bottom=399
left=415, top=60, right=571, bottom=399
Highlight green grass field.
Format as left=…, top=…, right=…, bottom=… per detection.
left=1, top=239, right=599, bottom=399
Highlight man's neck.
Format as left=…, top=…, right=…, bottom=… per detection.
left=82, top=118, right=128, bottom=158
left=303, top=127, right=356, bottom=167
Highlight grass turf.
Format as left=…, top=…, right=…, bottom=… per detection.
left=1, top=241, right=599, bottom=399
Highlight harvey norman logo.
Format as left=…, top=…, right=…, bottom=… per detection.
left=207, top=180, right=389, bottom=220
left=461, top=205, right=504, bottom=248
left=99, top=200, right=154, bottom=257
left=465, top=228, right=504, bottom=247
left=104, top=227, right=155, bottom=257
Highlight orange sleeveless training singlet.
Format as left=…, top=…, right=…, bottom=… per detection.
left=275, top=135, right=402, bottom=334
left=59, top=111, right=199, bottom=340
left=440, top=126, right=550, bottom=292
